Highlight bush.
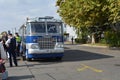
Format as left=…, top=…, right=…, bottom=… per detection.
left=104, top=31, right=120, bottom=47
left=99, top=38, right=106, bottom=44
left=75, top=38, right=86, bottom=44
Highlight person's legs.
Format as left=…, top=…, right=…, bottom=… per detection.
left=0, top=73, right=2, bottom=80
left=2, top=71, right=8, bottom=80
left=8, top=51, right=13, bottom=67
left=17, top=43, right=20, bottom=56
left=12, top=51, right=18, bottom=66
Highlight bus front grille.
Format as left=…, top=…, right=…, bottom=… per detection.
left=38, top=37, right=56, bottom=49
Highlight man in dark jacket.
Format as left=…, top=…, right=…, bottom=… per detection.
left=5, top=34, right=18, bottom=67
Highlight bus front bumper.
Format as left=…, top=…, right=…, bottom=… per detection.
left=28, top=48, right=64, bottom=54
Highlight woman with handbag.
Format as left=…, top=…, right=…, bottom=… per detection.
left=0, top=39, right=8, bottom=80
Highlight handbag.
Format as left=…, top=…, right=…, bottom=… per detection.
left=0, top=45, right=6, bottom=73
left=0, top=63, right=6, bottom=73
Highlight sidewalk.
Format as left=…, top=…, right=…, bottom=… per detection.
left=64, top=41, right=108, bottom=48
left=65, top=41, right=120, bottom=50
left=5, top=60, right=34, bottom=80
left=79, top=44, right=108, bottom=48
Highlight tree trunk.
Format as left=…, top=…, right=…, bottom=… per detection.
left=91, top=33, right=95, bottom=44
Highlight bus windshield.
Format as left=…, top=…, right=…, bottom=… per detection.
left=47, top=23, right=57, bottom=33
left=31, top=22, right=62, bottom=34
left=47, top=23, right=62, bottom=33
left=31, top=23, right=46, bottom=33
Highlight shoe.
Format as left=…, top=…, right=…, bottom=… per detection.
left=15, top=64, right=18, bottom=66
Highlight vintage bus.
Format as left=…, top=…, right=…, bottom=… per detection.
left=19, top=16, right=64, bottom=61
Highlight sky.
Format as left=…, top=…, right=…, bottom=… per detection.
left=0, top=0, right=60, bottom=33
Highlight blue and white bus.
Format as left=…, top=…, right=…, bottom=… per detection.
left=19, top=16, right=64, bottom=61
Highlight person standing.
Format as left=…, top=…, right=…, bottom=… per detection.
left=71, top=37, right=74, bottom=44
left=2, top=32, right=8, bottom=53
left=0, top=39, right=7, bottom=80
left=15, top=33, right=21, bottom=57
left=5, top=34, right=18, bottom=67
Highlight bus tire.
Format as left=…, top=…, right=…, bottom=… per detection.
left=56, top=57, right=62, bottom=61
left=22, top=56, right=26, bottom=61
left=26, top=58, right=32, bottom=61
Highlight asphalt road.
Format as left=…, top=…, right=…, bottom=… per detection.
left=6, top=44, right=120, bottom=80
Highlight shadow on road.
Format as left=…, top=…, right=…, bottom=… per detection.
left=18, top=45, right=114, bottom=66
left=25, top=48, right=113, bottom=64
left=63, top=49, right=113, bottom=62
left=9, top=75, right=34, bottom=80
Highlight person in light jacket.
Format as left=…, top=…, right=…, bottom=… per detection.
left=0, top=39, right=7, bottom=80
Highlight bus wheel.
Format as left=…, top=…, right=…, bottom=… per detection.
left=56, top=57, right=62, bottom=61
left=26, top=58, right=32, bottom=61
left=22, top=55, right=26, bottom=61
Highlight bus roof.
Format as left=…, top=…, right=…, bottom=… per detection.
left=27, top=16, right=62, bottom=23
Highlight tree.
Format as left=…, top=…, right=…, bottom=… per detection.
left=56, top=0, right=120, bottom=44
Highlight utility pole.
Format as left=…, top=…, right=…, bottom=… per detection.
left=15, top=27, right=16, bottom=33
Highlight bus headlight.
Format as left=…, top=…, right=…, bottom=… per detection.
left=55, top=43, right=64, bottom=48
left=31, top=44, right=39, bottom=49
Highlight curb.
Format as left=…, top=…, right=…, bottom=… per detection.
left=78, top=44, right=108, bottom=48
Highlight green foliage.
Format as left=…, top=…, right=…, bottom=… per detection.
left=56, top=0, right=120, bottom=29
left=104, top=31, right=120, bottom=47
left=56, top=0, right=120, bottom=45
left=75, top=38, right=86, bottom=44
left=99, top=38, right=106, bottom=44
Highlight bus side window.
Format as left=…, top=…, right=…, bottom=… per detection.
left=26, top=25, right=30, bottom=35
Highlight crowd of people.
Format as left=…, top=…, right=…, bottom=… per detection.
left=0, top=32, right=21, bottom=80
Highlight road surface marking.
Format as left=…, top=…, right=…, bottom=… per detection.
left=77, top=64, right=103, bottom=73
